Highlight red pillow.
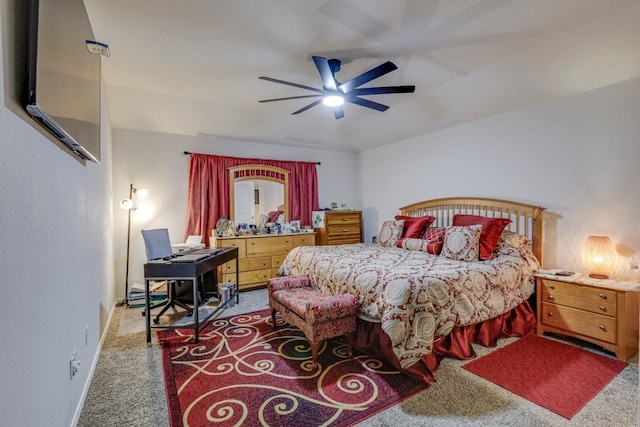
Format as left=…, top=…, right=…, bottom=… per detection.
left=423, top=227, right=446, bottom=255
left=452, top=214, right=511, bottom=260
left=394, top=215, right=436, bottom=239
left=268, top=210, right=284, bottom=223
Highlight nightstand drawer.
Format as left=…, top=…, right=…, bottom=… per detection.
left=541, top=290, right=616, bottom=316
left=541, top=279, right=616, bottom=302
left=540, top=302, right=616, bottom=343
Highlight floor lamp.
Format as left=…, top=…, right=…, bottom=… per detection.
left=119, top=184, right=148, bottom=306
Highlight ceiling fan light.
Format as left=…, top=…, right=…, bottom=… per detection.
left=323, top=95, right=344, bottom=107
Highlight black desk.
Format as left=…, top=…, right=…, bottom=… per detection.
left=143, top=247, right=239, bottom=343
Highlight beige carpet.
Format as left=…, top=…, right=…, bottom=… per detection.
left=118, top=299, right=222, bottom=335
left=80, top=289, right=639, bottom=427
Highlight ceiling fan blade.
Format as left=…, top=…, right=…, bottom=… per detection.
left=312, top=56, right=337, bottom=91
left=351, top=86, right=415, bottom=96
left=338, top=61, right=397, bottom=93
left=259, top=94, right=322, bottom=103
left=259, top=76, right=323, bottom=94
left=292, top=99, right=323, bottom=115
left=346, top=96, right=389, bottom=112
left=333, top=106, right=344, bottom=119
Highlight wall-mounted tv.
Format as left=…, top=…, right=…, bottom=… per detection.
left=24, top=0, right=101, bottom=163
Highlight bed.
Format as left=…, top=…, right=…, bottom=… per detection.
left=278, top=197, right=545, bottom=383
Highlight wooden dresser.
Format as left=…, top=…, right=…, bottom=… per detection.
left=313, top=210, right=363, bottom=245
left=535, top=273, right=639, bottom=360
left=212, top=233, right=315, bottom=291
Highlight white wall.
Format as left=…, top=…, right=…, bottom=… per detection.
left=112, top=129, right=358, bottom=292
left=359, top=78, right=640, bottom=276
left=0, top=1, right=115, bottom=425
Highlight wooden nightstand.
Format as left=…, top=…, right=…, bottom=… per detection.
left=535, top=272, right=640, bottom=360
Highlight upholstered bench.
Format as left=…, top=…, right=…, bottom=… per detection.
left=267, top=275, right=358, bottom=369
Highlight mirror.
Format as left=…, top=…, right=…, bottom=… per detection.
left=229, top=165, right=289, bottom=226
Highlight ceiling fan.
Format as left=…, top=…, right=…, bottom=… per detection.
left=258, top=56, right=415, bottom=119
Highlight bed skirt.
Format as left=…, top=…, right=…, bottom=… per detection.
left=353, top=300, right=536, bottom=384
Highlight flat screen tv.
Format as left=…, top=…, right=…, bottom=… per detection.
left=25, top=0, right=101, bottom=163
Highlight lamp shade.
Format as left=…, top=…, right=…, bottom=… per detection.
left=135, top=188, right=148, bottom=200
left=120, top=198, right=134, bottom=210
left=582, top=235, right=616, bottom=279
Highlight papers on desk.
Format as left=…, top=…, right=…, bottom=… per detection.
left=172, top=235, right=205, bottom=253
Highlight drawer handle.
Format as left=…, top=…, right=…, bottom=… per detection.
left=547, top=312, right=554, bottom=317
left=547, top=295, right=554, bottom=300
left=341, top=218, right=349, bottom=221
left=599, top=305, right=606, bottom=311
left=598, top=324, right=606, bottom=330
left=342, top=229, right=349, bottom=232
left=548, top=284, right=555, bottom=289
left=599, top=293, right=606, bottom=299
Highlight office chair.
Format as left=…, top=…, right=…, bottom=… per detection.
left=141, top=228, right=194, bottom=323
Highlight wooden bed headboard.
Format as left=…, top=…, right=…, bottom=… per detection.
left=400, top=197, right=545, bottom=266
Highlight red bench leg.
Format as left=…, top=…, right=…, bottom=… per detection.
left=310, top=341, right=321, bottom=369
left=346, top=331, right=355, bottom=358
left=271, top=308, right=278, bottom=330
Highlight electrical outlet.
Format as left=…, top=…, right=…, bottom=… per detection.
left=85, top=325, right=89, bottom=346
left=70, top=350, right=80, bottom=380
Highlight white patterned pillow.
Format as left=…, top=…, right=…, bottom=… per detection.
left=441, top=225, right=482, bottom=262
left=495, top=230, right=532, bottom=256
left=401, top=238, right=429, bottom=251
left=378, top=220, right=404, bottom=247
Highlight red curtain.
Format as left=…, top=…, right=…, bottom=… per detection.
left=185, top=153, right=320, bottom=245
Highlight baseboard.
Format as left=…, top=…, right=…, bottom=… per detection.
left=69, top=300, right=118, bottom=427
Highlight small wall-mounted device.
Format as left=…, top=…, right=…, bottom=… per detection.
left=85, top=40, right=110, bottom=57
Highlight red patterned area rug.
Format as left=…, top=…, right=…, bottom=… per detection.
left=157, top=309, right=427, bottom=427
left=462, top=332, right=627, bottom=419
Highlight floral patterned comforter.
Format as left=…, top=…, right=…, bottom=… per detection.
left=277, top=236, right=539, bottom=368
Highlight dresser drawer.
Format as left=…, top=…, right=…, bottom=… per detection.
left=293, top=234, right=315, bottom=246
left=541, top=289, right=616, bottom=316
left=271, top=254, right=287, bottom=269
left=327, top=235, right=361, bottom=245
left=221, top=261, right=236, bottom=273
left=216, top=238, right=246, bottom=258
left=246, top=236, right=293, bottom=257
left=240, top=257, right=271, bottom=271
left=238, top=269, right=272, bottom=285
left=541, top=279, right=616, bottom=303
left=326, top=224, right=361, bottom=237
left=326, top=212, right=361, bottom=226
left=540, top=302, right=616, bottom=344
